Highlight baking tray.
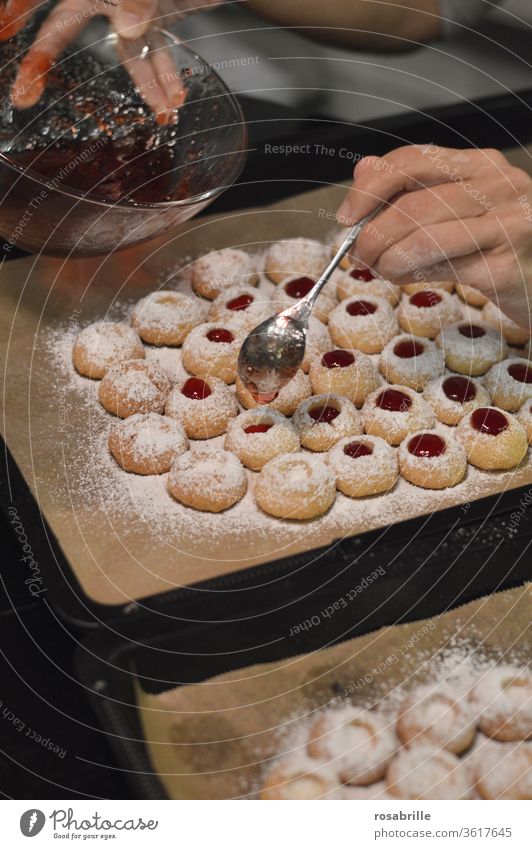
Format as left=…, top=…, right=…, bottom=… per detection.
left=76, top=578, right=532, bottom=799
left=1, top=181, right=532, bottom=626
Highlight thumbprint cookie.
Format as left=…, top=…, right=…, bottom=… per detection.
left=292, top=393, right=362, bottom=452
left=254, top=453, right=336, bottom=520
left=181, top=322, right=243, bottom=384
left=326, top=435, right=398, bottom=498
left=484, top=358, right=532, bottom=412
left=471, top=667, right=532, bottom=742
left=309, top=348, right=381, bottom=408
left=236, top=369, right=311, bottom=416
left=98, top=359, right=172, bottom=418
left=108, top=413, right=188, bottom=475
left=191, top=248, right=258, bottom=300
left=260, top=759, right=336, bottom=800
left=73, top=322, right=144, bottom=379
left=386, top=745, right=472, bottom=800
left=398, top=289, right=462, bottom=339
left=301, top=317, right=332, bottom=373
left=271, top=274, right=336, bottom=324
left=329, top=294, right=399, bottom=354
left=398, top=430, right=467, bottom=489
left=166, top=376, right=238, bottom=439
left=131, top=291, right=203, bottom=346
left=456, top=282, right=489, bottom=308
left=436, top=321, right=507, bottom=376
left=472, top=741, right=532, bottom=800
left=208, top=285, right=272, bottom=332
left=264, top=237, right=330, bottom=284
left=167, top=448, right=247, bottom=512
left=379, top=334, right=444, bottom=391
left=397, top=688, right=476, bottom=755
left=424, top=375, right=489, bottom=426
left=362, top=386, right=435, bottom=446
left=224, top=408, right=299, bottom=470
left=336, top=266, right=400, bottom=306
left=455, top=407, right=528, bottom=470
left=481, top=300, right=530, bottom=347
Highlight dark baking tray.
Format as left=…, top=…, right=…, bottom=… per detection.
left=75, top=508, right=531, bottom=800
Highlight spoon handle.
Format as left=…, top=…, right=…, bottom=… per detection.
left=286, top=200, right=387, bottom=324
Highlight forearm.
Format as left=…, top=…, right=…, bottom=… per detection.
left=244, top=0, right=442, bottom=51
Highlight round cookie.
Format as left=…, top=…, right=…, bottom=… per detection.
left=224, top=408, right=299, bottom=471
left=329, top=294, right=398, bottom=354
left=191, top=248, right=258, bottom=300
left=130, top=291, right=203, bottom=346
left=309, top=349, right=381, bottom=408
left=208, top=285, right=272, bottom=332
left=166, top=375, right=238, bottom=439
left=336, top=266, right=400, bottom=306
left=264, top=237, right=329, bottom=284
left=436, top=320, right=507, bottom=376
left=271, top=274, right=336, bottom=324
left=471, top=667, right=532, bottom=741
left=292, top=393, right=362, bottom=452
left=379, top=334, right=444, bottom=391
left=167, top=448, right=247, bottom=512
left=402, top=279, right=454, bottom=295
left=254, top=452, right=336, bottom=520
left=362, top=385, right=435, bottom=446
left=481, top=300, right=530, bottom=347
left=386, top=745, right=472, bottom=800
left=398, top=430, right=467, bottom=489
left=98, top=359, right=172, bottom=418
left=397, top=688, right=476, bottom=755
left=484, top=358, right=532, bottom=412
left=260, top=759, right=336, bottom=800
left=307, top=707, right=397, bottom=786
left=301, top=316, right=332, bottom=373
left=472, top=740, right=532, bottom=800
left=72, top=322, right=144, bottom=379
left=424, top=374, right=490, bottom=426
left=326, top=435, right=398, bottom=498
left=455, top=407, right=528, bottom=470
left=235, top=369, right=311, bottom=416
left=456, top=282, right=489, bottom=307
left=517, top=397, right=532, bottom=444
left=181, top=322, right=243, bottom=384
left=398, top=288, right=462, bottom=339
left=108, top=412, right=188, bottom=475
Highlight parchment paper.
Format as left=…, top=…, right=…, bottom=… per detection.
left=138, top=584, right=532, bottom=800
left=0, top=183, right=530, bottom=605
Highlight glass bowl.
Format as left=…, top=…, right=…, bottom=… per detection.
left=0, top=19, right=247, bottom=257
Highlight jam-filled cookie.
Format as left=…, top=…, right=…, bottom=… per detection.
left=131, top=291, right=203, bottom=346
left=167, top=447, right=247, bottom=512
left=329, top=294, right=399, bottom=354
left=471, top=667, right=532, bottom=742
left=424, top=374, right=490, bottom=426
left=517, top=398, right=532, bottom=444
left=397, top=688, right=476, bottom=755
left=307, top=708, right=397, bottom=786
left=386, top=745, right=472, bottom=800
left=236, top=368, right=311, bottom=416
left=309, top=348, right=381, bottom=408
left=399, top=430, right=467, bottom=489
left=181, top=322, right=243, bottom=384
left=484, top=358, right=532, bottom=412
left=398, top=289, right=462, bottom=339
left=260, top=759, right=336, bottom=800
left=224, top=408, right=299, bottom=470
left=191, top=248, right=258, bottom=300
left=208, top=285, right=272, bottom=331
left=166, top=376, right=238, bottom=439
left=379, top=334, right=444, bottom=391
left=455, top=407, right=528, bottom=470
left=472, top=741, right=532, bottom=800
left=402, top=279, right=454, bottom=295
left=362, top=386, right=435, bottom=446
left=326, top=435, right=398, bottom=498
left=254, top=453, right=336, bottom=520
left=436, top=320, right=507, bottom=376
left=271, top=274, right=336, bottom=324
left=292, top=393, right=362, bottom=452
left=98, top=359, right=172, bottom=418
left=336, top=266, right=400, bottom=306
left=456, top=282, right=488, bottom=307
left=73, top=322, right=144, bottom=379
left=481, top=300, right=530, bottom=347
left=301, top=317, right=332, bottom=373
left=264, top=237, right=330, bottom=284
left=108, top=412, right=188, bottom=475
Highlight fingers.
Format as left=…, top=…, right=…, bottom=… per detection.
left=10, top=49, right=54, bottom=108
left=337, top=145, right=509, bottom=226
left=116, top=39, right=174, bottom=125
left=111, top=0, right=159, bottom=40
left=150, top=31, right=186, bottom=108
left=0, top=0, right=39, bottom=41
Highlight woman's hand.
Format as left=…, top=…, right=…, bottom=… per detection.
left=2, top=0, right=221, bottom=120
left=337, top=145, right=532, bottom=329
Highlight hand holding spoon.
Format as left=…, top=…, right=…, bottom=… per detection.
left=238, top=202, right=386, bottom=403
